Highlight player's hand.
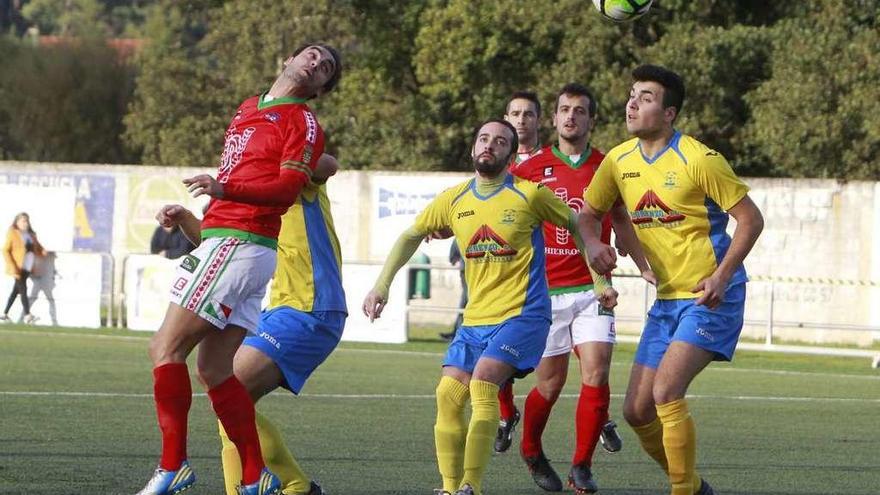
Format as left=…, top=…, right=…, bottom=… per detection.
left=598, top=286, right=619, bottom=309
left=692, top=275, right=727, bottom=310
left=614, top=235, right=629, bottom=257
left=426, top=227, right=453, bottom=242
left=585, top=240, right=617, bottom=273
left=183, top=174, right=224, bottom=199
left=155, top=204, right=190, bottom=228
left=641, top=269, right=658, bottom=287
left=362, top=288, right=388, bottom=322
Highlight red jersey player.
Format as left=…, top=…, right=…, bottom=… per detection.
left=510, top=84, right=648, bottom=494
left=136, top=43, right=342, bottom=495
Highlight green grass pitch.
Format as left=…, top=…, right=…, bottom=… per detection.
left=0, top=324, right=878, bottom=494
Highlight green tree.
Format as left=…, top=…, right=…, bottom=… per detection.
left=744, top=0, right=880, bottom=178
left=0, top=35, right=137, bottom=162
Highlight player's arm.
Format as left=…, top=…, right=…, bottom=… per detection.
left=155, top=205, right=202, bottom=247
left=183, top=166, right=309, bottom=207
left=689, top=150, right=764, bottom=308
left=609, top=203, right=656, bottom=284
left=312, top=153, right=339, bottom=184
left=362, top=226, right=428, bottom=322
left=363, top=191, right=452, bottom=321
left=694, top=195, right=763, bottom=309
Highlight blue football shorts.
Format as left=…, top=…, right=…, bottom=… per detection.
left=243, top=306, right=346, bottom=394
left=634, top=283, right=746, bottom=369
left=444, top=313, right=550, bottom=378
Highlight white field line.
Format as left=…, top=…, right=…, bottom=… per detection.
left=0, top=390, right=877, bottom=403
left=2, top=329, right=879, bottom=381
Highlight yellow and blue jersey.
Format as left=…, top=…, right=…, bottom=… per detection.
left=414, top=174, right=573, bottom=326
left=269, top=181, right=347, bottom=313
left=584, top=131, right=749, bottom=300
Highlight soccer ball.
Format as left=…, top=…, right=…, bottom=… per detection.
left=592, top=0, right=653, bottom=21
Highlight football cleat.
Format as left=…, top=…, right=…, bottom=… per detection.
left=522, top=450, right=563, bottom=492
left=300, top=480, right=326, bottom=495
left=568, top=463, right=598, bottom=494
left=135, top=460, right=196, bottom=495
left=695, top=478, right=716, bottom=495
left=494, top=407, right=520, bottom=453
left=599, top=420, right=623, bottom=453
left=236, top=468, right=281, bottom=495
left=453, top=484, right=475, bottom=495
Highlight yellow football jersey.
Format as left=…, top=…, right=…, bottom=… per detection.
left=269, top=181, right=346, bottom=313
left=414, top=174, right=572, bottom=326
left=584, top=131, right=749, bottom=300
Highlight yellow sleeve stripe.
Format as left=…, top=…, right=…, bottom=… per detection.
left=281, top=161, right=313, bottom=177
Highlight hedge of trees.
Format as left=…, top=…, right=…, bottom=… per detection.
left=1, top=0, right=878, bottom=178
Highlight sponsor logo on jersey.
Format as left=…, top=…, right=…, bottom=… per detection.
left=180, top=255, right=200, bottom=273
left=630, top=190, right=685, bottom=228
left=543, top=166, right=553, bottom=177
left=173, top=277, right=187, bottom=292
left=465, top=224, right=517, bottom=261
left=621, top=171, right=641, bottom=180
left=500, top=344, right=521, bottom=358
left=695, top=327, right=715, bottom=341
left=553, top=187, right=584, bottom=245
left=264, top=111, right=281, bottom=123
left=457, top=210, right=475, bottom=219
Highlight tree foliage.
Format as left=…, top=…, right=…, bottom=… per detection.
left=3, top=0, right=880, bottom=179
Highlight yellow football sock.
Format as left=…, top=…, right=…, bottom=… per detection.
left=255, top=412, right=311, bottom=495
left=219, top=420, right=243, bottom=495
left=656, top=399, right=697, bottom=495
left=461, top=379, right=500, bottom=495
left=435, top=376, right=471, bottom=492
left=631, top=416, right=669, bottom=472
left=219, top=413, right=311, bottom=495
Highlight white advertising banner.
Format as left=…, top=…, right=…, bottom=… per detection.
left=369, top=175, right=467, bottom=260
left=0, top=252, right=102, bottom=328
left=124, top=254, right=178, bottom=331
left=340, top=263, right=409, bottom=344
left=0, top=184, right=76, bottom=251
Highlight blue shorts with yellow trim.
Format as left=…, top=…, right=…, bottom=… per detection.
left=243, top=306, right=346, bottom=394
left=444, top=314, right=550, bottom=378
left=635, top=283, right=746, bottom=369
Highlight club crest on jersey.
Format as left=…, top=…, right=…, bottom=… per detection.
left=218, top=126, right=256, bottom=183
left=302, top=144, right=313, bottom=164
left=663, top=171, right=678, bottom=189
left=630, top=190, right=685, bottom=228
left=264, top=111, right=281, bottom=123
left=500, top=209, right=517, bottom=224
left=465, top=225, right=517, bottom=262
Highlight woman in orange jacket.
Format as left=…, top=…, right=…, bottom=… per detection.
left=2, top=212, right=46, bottom=323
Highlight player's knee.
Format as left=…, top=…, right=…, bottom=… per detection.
left=580, top=365, right=609, bottom=387
left=623, top=396, right=653, bottom=426
left=536, top=376, right=565, bottom=402
left=652, top=381, right=685, bottom=405
left=196, top=363, right=232, bottom=389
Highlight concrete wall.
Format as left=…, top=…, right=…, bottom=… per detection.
left=2, top=161, right=877, bottom=345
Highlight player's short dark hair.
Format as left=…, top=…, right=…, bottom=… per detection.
left=472, top=118, right=519, bottom=164
left=506, top=91, right=541, bottom=117
left=555, top=83, right=597, bottom=118
left=290, top=43, right=343, bottom=97
left=632, top=64, right=685, bottom=118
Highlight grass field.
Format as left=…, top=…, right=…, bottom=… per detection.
left=1, top=324, right=878, bottom=495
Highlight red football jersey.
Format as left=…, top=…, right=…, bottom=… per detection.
left=511, top=145, right=612, bottom=291
left=201, top=93, right=324, bottom=240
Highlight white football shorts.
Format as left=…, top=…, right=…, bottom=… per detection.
left=169, top=236, right=276, bottom=332
left=542, top=289, right=616, bottom=358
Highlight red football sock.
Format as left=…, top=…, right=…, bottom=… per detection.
left=572, top=383, right=610, bottom=466
left=208, top=376, right=265, bottom=484
left=521, top=387, right=556, bottom=457
left=498, top=380, right=516, bottom=420
left=153, top=363, right=192, bottom=471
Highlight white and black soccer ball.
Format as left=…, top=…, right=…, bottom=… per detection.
left=592, top=0, right=653, bottom=21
